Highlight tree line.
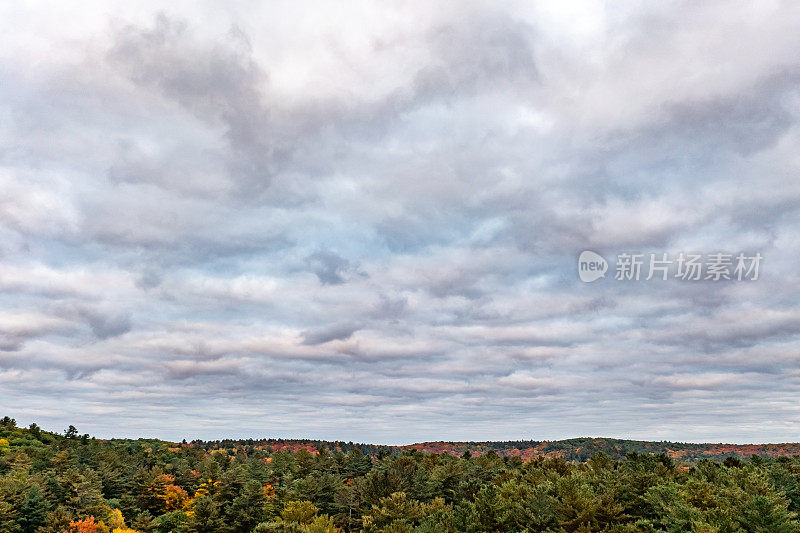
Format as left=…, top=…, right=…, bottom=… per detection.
left=2, top=416, right=799, bottom=532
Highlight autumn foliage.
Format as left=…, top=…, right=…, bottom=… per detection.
left=3, top=416, right=800, bottom=532
left=64, top=517, right=100, bottom=533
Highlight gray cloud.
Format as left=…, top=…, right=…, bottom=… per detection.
left=107, top=14, right=282, bottom=192
left=306, top=250, right=366, bottom=285
left=0, top=1, right=799, bottom=444
left=81, top=309, right=133, bottom=340
left=302, top=322, right=362, bottom=346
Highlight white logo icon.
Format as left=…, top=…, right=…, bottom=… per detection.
left=578, top=250, right=608, bottom=282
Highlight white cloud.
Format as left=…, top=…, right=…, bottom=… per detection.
left=0, top=0, right=799, bottom=443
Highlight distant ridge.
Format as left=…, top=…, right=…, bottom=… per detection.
left=6, top=417, right=798, bottom=464
left=190, top=436, right=800, bottom=464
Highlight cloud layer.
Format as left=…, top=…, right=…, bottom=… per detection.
left=1, top=0, right=800, bottom=444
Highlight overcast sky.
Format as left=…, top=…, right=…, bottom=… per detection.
left=1, top=1, right=799, bottom=444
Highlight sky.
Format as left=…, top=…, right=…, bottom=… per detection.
left=1, top=1, right=800, bottom=445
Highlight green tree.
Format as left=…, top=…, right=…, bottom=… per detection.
left=225, top=480, right=268, bottom=532
left=152, top=510, right=188, bottom=533
left=281, top=500, right=319, bottom=525
left=0, top=500, right=19, bottom=533
left=187, top=496, right=223, bottom=533
left=735, top=494, right=800, bottom=533
left=18, top=484, right=50, bottom=533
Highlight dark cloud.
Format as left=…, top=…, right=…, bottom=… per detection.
left=107, top=14, right=289, bottom=197
left=109, top=15, right=265, bottom=146
left=306, top=251, right=366, bottom=285
left=372, top=294, right=408, bottom=320
left=83, top=310, right=133, bottom=340
left=302, top=322, right=361, bottom=346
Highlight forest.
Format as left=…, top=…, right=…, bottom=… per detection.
left=2, top=416, right=800, bottom=532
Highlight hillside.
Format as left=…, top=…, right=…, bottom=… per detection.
left=6, top=416, right=799, bottom=465
left=399, top=438, right=800, bottom=463
left=195, top=436, right=800, bottom=465
left=5, top=416, right=800, bottom=532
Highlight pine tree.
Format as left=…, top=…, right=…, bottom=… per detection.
left=0, top=500, right=18, bottom=533
left=18, top=484, right=50, bottom=533
left=187, top=496, right=223, bottom=533
left=225, top=480, right=268, bottom=533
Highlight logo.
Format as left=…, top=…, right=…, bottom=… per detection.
left=578, top=250, right=608, bottom=282
left=577, top=251, right=762, bottom=283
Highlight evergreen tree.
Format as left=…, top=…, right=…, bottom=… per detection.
left=225, top=479, right=268, bottom=533
left=18, top=484, right=49, bottom=533
left=187, top=496, right=223, bottom=533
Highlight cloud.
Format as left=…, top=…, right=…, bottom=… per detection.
left=0, top=312, right=72, bottom=351
left=80, top=308, right=133, bottom=340
left=107, top=14, right=281, bottom=191
left=302, top=322, right=361, bottom=346
left=306, top=250, right=366, bottom=285
left=0, top=1, right=799, bottom=444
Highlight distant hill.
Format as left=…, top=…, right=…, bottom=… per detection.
left=397, top=438, right=800, bottom=463
left=191, top=436, right=800, bottom=464
left=4, top=416, right=799, bottom=464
